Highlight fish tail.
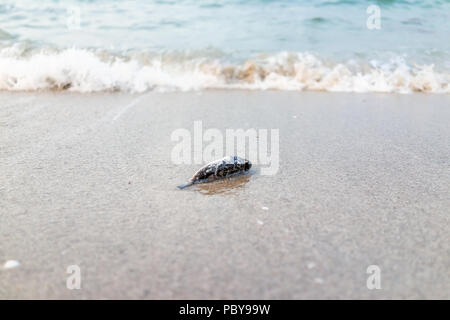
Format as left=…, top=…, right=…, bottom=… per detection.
left=177, top=182, right=193, bottom=189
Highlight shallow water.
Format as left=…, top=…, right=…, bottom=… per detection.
left=0, top=0, right=449, bottom=93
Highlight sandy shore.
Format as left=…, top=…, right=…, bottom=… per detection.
left=0, top=91, right=449, bottom=299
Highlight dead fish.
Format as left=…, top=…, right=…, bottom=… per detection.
left=177, top=156, right=252, bottom=189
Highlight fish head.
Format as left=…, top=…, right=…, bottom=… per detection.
left=244, top=159, right=252, bottom=170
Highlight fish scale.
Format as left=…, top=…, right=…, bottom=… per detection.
left=177, top=156, right=252, bottom=189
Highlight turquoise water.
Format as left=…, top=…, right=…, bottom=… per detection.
left=0, top=0, right=449, bottom=92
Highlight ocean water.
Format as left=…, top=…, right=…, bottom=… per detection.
left=0, top=0, right=449, bottom=93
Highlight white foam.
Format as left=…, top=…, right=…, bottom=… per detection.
left=0, top=47, right=448, bottom=93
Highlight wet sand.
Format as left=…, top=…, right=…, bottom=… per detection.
left=0, top=91, right=449, bottom=299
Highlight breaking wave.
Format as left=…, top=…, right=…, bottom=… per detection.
left=0, top=45, right=449, bottom=93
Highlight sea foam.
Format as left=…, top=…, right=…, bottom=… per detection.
left=0, top=46, right=448, bottom=93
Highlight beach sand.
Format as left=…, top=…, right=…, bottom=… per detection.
left=0, top=90, right=449, bottom=299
